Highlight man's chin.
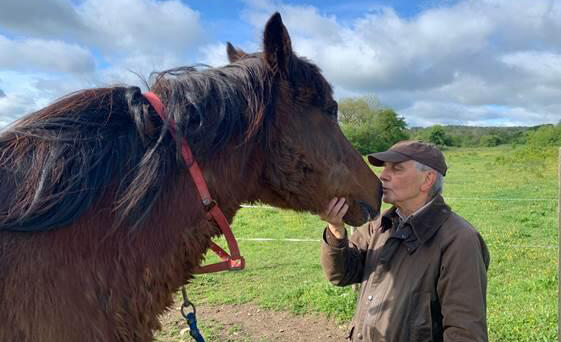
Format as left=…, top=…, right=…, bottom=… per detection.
left=382, top=196, right=394, bottom=205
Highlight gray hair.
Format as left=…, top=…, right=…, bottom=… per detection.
left=415, top=161, right=444, bottom=197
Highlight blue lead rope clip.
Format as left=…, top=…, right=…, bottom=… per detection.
left=181, top=286, right=206, bottom=342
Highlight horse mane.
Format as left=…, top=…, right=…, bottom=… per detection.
left=0, top=56, right=275, bottom=233
left=149, top=59, right=274, bottom=158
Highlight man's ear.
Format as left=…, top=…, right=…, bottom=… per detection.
left=420, top=171, right=436, bottom=193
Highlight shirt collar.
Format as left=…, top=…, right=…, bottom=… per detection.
left=395, top=196, right=437, bottom=223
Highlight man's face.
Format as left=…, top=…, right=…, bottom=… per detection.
left=379, top=160, right=426, bottom=206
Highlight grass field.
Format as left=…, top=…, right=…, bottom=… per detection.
left=162, top=145, right=559, bottom=341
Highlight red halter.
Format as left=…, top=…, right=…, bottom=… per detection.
left=143, top=91, right=245, bottom=273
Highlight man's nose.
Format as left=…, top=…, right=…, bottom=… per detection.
left=379, top=168, right=390, bottom=182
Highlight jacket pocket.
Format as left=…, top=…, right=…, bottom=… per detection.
left=410, top=293, right=433, bottom=342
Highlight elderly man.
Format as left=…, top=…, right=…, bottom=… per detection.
left=320, top=140, right=490, bottom=342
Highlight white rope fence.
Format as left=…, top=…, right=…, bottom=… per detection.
left=233, top=238, right=557, bottom=249
left=241, top=197, right=558, bottom=209
left=238, top=238, right=319, bottom=242
left=446, top=197, right=557, bottom=201
left=237, top=198, right=558, bottom=249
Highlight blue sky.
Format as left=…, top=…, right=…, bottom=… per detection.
left=1, top=0, right=560, bottom=127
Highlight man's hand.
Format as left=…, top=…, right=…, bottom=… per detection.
left=319, top=197, right=349, bottom=240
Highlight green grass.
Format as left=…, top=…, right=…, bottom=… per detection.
left=181, top=146, right=559, bottom=342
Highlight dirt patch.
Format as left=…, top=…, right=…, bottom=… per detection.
left=158, top=302, right=349, bottom=341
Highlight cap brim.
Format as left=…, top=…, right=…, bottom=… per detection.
left=367, top=151, right=410, bottom=166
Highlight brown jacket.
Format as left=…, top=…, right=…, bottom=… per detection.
left=321, top=195, right=490, bottom=342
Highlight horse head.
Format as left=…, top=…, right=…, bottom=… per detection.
left=227, top=13, right=382, bottom=225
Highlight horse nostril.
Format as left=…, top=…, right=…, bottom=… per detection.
left=358, top=201, right=376, bottom=222
left=367, top=205, right=378, bottom=220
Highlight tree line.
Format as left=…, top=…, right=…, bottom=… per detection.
left=338, top=96, right=561, bottom=154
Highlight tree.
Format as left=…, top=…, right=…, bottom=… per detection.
left=338, top=95, right=380, bottom=126
left=427, top=125, right=452, bottom=147
left=372, top=109, right=409, bottom=151
left=338, top=97, right=409, bottom=154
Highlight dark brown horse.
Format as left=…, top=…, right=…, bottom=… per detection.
left=0, top=13, right=381, bottom=342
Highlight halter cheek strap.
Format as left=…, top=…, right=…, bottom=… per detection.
left=143, top=91, right=245, bottom=273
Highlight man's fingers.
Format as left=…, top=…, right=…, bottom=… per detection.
left=337, top=203, right=349, bottom=218
left=320, top=197, right=348, bottom=225
left=325, top=197, right=338, bottom=216
left=332, top=197, right=346, bottom=216
left=320, top=197, right=338, bottom=220
left=325, top=197, right=339, bottom=217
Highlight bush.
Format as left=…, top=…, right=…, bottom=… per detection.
left=526, top=124, right=561, bottom=147
left=480, top=134, right=502, bottom=147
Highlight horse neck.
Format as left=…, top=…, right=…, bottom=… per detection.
left=195, top=141, right=265, bottom=221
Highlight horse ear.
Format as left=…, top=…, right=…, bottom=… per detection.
left=226, top=42, right=247, bottom=63
left=263, top=12, right=293, bottom=76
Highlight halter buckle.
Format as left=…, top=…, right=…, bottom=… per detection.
left=202, top=199, right=216, bottom=212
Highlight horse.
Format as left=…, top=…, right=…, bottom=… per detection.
left=0, top=13, right=382, bottom=341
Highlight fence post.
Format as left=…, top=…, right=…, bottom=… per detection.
left=558, top=147, right=560, bottom=342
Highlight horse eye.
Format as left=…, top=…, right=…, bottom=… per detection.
left=327, top=101, right=338, bottom=118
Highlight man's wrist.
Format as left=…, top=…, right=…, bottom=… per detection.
left=328, top=223, right=346, bottom=240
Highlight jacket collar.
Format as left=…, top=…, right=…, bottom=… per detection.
left=380, top=195, right=451, bottom=245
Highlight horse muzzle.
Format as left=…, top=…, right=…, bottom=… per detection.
left=343, top=199, right=379, bottom=227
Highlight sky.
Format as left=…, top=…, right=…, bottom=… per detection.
left=0, top=0, right=560, bottom=128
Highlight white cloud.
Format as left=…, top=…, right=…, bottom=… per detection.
left=0, top=0, right=205, bottom=57
left=0, top=0, right=205, bottom=127
left=241, top=0, right=561, bottom=126
left=244, top=3, right=342, bottom=43
left=0, top=71, right=99, bottom=123
left=1, top=0, right=560, bottom=128
left=0, top=92, right=38, bottom=128
left=77, top=0, right=203, bottom=56
left=401, top=100, right=560, bottom=127
left=200, top=43, right=230, bottom=67
left=0, top=72, right=46, bottom=126
left=0, top=36, right=95, bottom=74
left=0, top=0, right=87, bottom=39
left=296, top=4, right=496, bottom=90
left=97, top=53, right=190, bottom=88
left=501, top=51, right=561, bottom=87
